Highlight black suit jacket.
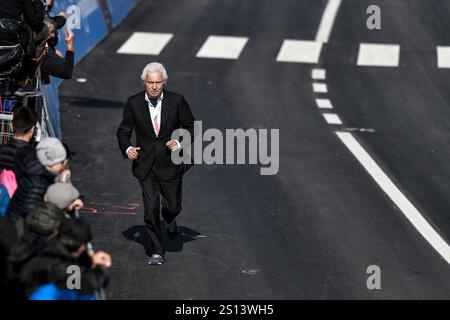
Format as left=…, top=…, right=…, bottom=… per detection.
left=116, top=90, right=195, bottom=181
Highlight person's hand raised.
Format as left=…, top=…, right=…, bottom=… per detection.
left=64, top=28, right=74, bottom=50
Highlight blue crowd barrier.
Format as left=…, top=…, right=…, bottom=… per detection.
left=107, top=0, right=136, bottom=27
left=42, top=0, right=136, bottom=137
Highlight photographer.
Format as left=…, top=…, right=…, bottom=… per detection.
left=0, top=0, right=46, bottom=89
left=41, top=20, right=75, bottom=82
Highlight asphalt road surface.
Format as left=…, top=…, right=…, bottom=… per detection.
left=58, top=0, right=450, bottom=299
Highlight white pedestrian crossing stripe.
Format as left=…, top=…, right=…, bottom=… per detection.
left=115, top=34, right=450, bottom=70
left=196, top=36, right=249, bottom=60
left=117, top=32, right=173, bottom=55
left=357, top=43, right=400, bottom=67
left=276, top=40, right=323, bottom=64
left=437, top=46, right=450, bottom=69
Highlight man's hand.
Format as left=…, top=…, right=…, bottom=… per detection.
left=92, top=251, right=112, bottom=268
left=68, top=198, right=84, bottom=212
left=166, top=140, right=179, bottom=151
left=59, top=169, right=71, bottom=182
left=64, top=28, right=74, bottom=51
left=55, top=49, right=64, bottom=58
left=127, top=147, right=141, bottom=160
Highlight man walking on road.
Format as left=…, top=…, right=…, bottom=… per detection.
left=116, top=62, right=195, bottom=265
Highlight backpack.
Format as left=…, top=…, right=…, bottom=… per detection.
left=0, top=18, right=25, bottom=79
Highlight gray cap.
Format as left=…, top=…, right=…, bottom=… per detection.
left=36, top=137, right=67, bottom=166
left=46, top=182, right=80, bottom=209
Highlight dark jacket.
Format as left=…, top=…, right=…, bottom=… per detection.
left=0, top=217, right=18, bottom=298
left=19, top=237, right=109, bottom=298
left=116, top=90, right=195, bottom=181
left=25, top=202, right=65, bottom=236
left=41, top=49, right=74, bottom=80
left=9, top=202, right=67, bottom=278
left=0, top=138, right=29, bottom=172
left=6, top=145, right=56, bottom=223
left=6, top=230, right=48, bottom=299
left=0, top=0, right=45, bottom=33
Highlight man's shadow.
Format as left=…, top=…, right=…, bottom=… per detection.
left=122, top=224, right=202, bottom=256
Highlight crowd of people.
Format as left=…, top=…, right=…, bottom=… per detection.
left=0, top=1, right=112, bottom=300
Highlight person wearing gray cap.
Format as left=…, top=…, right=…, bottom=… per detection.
left=6, top=137, right=71, bottom=224
left=23, top=182, right=83, bottom=237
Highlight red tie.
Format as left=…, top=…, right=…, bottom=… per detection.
left=153, top=116, right=159, bottom=136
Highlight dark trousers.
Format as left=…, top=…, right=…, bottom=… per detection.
left=140, top=169, right=182, bottom=255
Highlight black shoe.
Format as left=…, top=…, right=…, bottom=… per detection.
left=166, top=220, right=178, bottom=240
left=148, top=254, right=165, bottom=265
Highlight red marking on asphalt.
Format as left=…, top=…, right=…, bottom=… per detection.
left=79, top=202, right=140, bottom=215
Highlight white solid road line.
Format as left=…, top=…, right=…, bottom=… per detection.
left=276, top=40, right=323, bottom=63
left=323, top=113, right=342, bottom=125
left=315, top=98, right=333, bottom=109
left=277, top=0, right=342, bottom=64
left=313, top=83, right=328, bottom=93
left=437, top=46, right=450, bottom=68
left=357, top=43, right=400, bottom=67
left=315, top=0, right=342, bottom=43
left=196, top=35, right=249, bottom=60
left=117, top=32, right=173, bottom=55
left=336, top=131, right=450, bottom=265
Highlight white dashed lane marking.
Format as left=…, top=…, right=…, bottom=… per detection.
left=315, top=98, right=333, bottom=109
left=276, top=40, right=323, bottom=64
left=357, top=43, right=400, bottom=67
left=196, top=36, right=249, bottom=60
left=312, top=68, right=326, bottom=80
left=313, top=83, right=328, bottom=93
left=323, top=113, right=342, bottom=125
left=117, top=32, right=173, bottom=55
left=437, top=46, right=450, bottom=68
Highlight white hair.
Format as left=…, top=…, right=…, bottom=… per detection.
left=141, top=62, right=168, bottom=84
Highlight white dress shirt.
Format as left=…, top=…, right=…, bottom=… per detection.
left=145, top=91, right=163, bottom=135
